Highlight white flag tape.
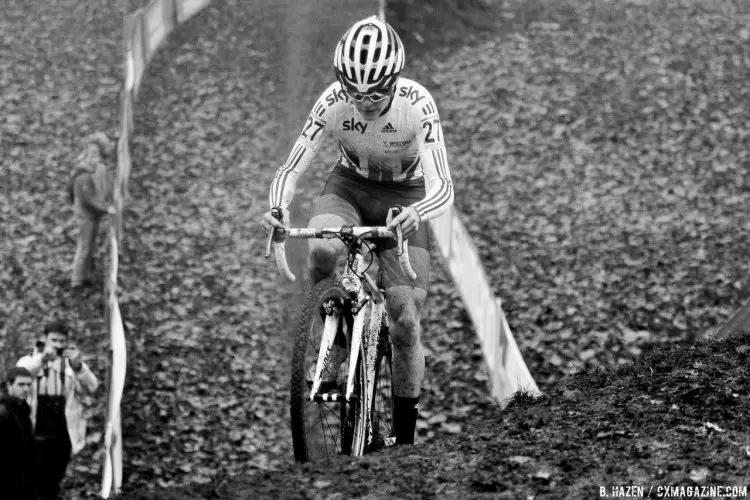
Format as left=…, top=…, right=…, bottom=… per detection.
left=106, top=0, right=214, bottom=494
left=429, top=209, right=542, bottom=403
left=101, top=229, right=127, bottom=498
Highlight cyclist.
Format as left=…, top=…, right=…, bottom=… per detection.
left=261, top=16, right=454, bottom=446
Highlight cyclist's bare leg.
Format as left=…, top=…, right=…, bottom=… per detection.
left=385, top=286, right=427, bottom=398
left=307, top=213, right=349, bottom=284
left=385, top=285, right=426, bottom=445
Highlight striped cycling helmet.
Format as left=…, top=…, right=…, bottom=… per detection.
left=333, top=16, right=405, bottom=95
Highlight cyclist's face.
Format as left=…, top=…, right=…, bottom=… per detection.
left=348, top=87, right=394, bottom=121
left=355, top=96, right=390, bottom=121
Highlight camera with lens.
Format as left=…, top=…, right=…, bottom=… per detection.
left=35, top=339, right=66, bottom=356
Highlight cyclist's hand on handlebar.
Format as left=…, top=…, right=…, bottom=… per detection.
left=261, top=207, right=290, bottom=233
left=387, top=206, right=421, bottom=239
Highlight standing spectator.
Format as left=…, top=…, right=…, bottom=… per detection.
left=0, top=366, right=37, bottom=500
left=17, top=320, right=99, bottom=500
left=67, top=132, right=116, bottom=289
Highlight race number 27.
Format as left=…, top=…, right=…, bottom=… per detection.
left=422, top=119, right=441, bottom=143
left=302, top=117, right=325, bottom=140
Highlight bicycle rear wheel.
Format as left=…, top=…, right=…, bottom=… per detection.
left=351, top=307, right=395, bottom=454
left=290, top=278, right=365, bottom=462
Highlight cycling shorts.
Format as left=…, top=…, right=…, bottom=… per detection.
left=310, top=165, right=431, bottom=290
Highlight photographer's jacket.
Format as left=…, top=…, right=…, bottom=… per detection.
left=0, top=394, right=36, bottom=499
left=16, top=351, right=98, bottom=454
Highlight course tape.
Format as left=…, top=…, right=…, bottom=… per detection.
left=105, top=0, right=212, bottom=497
left=101, top=226, right=126, bottom=498
left=428, top=210, right=541, bottom=402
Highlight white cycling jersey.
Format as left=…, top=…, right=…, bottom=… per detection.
left=269, top=77, right=454, bottom=221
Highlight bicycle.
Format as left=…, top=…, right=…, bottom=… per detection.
left=265, top=207, right=417, bottom=462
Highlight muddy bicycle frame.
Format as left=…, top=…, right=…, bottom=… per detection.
left=266, top=207, right=416, bottom=453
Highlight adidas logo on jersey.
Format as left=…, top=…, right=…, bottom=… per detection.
left=381, top=122, right=397, bottom=133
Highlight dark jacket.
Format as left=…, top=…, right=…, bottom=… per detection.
left=0, top=394, right=37, bottom=500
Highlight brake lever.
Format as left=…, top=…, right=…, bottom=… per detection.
left=264, top=230, right=274, bottom=258
left=389, top=206, right=404, bottom=255
left=268, top=208, right=297, bottom=282
left=388, top=206, right=417, bottom=281
left=395, top=223, right=404, bottom=257
left=264, top=207, right=284, bottom=258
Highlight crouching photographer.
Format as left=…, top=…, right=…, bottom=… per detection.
left=16, top=319, right=99, bottom=500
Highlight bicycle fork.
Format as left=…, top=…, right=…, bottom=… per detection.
left=309, top=310, right=342, bottom=400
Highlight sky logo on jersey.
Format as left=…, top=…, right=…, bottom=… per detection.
left=342, top=118, right=368, bottom=134
left=326, top=88, right=349, bottom=107
left=381, top=122, right=397, bottom=133
left=399, top=85, right=427, bottom=105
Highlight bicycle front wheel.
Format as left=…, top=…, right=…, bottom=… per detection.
left=290, top=278, right=364, bottom=462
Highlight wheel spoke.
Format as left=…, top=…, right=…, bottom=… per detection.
left=306, top=400, right=344, bottom=422
left=321, top=407, right=340, bottom=454
left=371, top=352, right=394, bottom=441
